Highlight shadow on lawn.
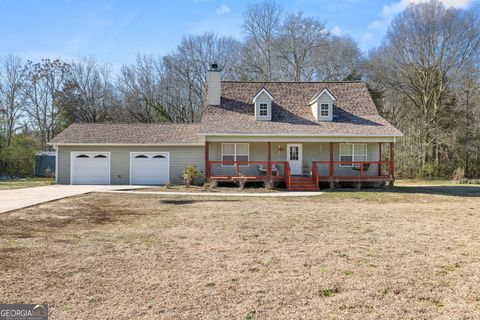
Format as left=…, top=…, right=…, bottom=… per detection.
left=391, top=185, right=480, bottom=197
left=327, top=185, right=480, bottom=197
left=160, top=199, right=241, bottom=205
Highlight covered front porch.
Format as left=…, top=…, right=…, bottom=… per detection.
left=204, top=141, right=395, bottom=190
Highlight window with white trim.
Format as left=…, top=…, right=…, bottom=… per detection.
left=259, top=103, right=268, bottom=117
left=353, top=144, right=367, bottom=163
left=339, top=143, right=367, bottom=167
left=222, top=143, right=249, bottom=166
left=320, top=103, right=329, bottom=117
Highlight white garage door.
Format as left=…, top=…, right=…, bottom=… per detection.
left=71, top=152, right=110, bottom=185
left=130, top=152, right=169, bottom=185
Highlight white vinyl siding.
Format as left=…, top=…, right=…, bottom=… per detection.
left=311, top=90, right=334, bottom=122
left=254, top=91, right=272, bottom=121
left=221, top=143, right=249, bottom=166
left=339, top=143, right=367, bottom=167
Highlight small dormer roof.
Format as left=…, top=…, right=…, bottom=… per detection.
left=252, top=87, right=274, bottom=103
left=309, top=88, right=336, bottom=105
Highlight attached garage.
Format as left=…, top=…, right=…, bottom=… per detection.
left=130, top=152, right=169, bottom=185
left=71, top=152, right=110, bottom=185
left=50, top=123, right=205, bottom=185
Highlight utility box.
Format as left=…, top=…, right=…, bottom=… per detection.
left=35, top=151, right=56, bottom=177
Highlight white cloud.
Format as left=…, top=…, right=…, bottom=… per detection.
left=369, top=0, right=473, bottom=33
left=384, top=0, right=472, bottom=16
left=331, top=26, right=342, bottom=36
left=216, top=4, right=231, bottom=15
left=362, top=32, right=373, bottom=43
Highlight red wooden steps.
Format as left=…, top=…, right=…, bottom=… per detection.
left=287, top=177, right=319, bottom=191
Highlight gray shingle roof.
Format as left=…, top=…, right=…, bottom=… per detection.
left=49, top=123, right=203, bottom=145
left=200, top=81, right=403, bottom=136
left=50, top=81, right=402, bottom=145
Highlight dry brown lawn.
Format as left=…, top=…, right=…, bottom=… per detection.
left=1, top=185, right=480, bottom=319
left=139, top=184, right=283, bottom=193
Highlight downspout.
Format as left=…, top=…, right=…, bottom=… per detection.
left=54, top=143, right=58, bottom=184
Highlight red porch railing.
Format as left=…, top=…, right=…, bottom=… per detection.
left=285, top=162, right=291, bottom=189
left=206, top=160, right=393, bottom=183
left=312, top=160, right=319, bottom=184
left=203, top=141, right=395, bottom=187
left=206, top=160, right=290, bottom=182
left=311, top=160, right=392, bottom=182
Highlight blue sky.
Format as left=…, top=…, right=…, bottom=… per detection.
left=0, top=0, right=477, bottom=68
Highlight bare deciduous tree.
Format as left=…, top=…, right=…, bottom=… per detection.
left=277, top=12, right=329, bottom=81
left=58, top=57, right=119, bottom=123
left=117, top=54, right=168, bottom=123
left=0, top=55, right=26, bottom=146
left=313, top=36, right=361, bottom=81
left=242, top=0, right=282, bottom=80
left=22, top=59, right=71, bottom=149
left=117, top=33, right=241, bottom=123
left=364, top=0, right=480, bottom=169
left=162, top=32, right=242, bottom=122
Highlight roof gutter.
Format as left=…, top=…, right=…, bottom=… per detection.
left=198, top=132, right=404, bottom=137
left=49, top=142, right=205, bottom=147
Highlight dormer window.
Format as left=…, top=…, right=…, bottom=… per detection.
left=253, top=87, right=274, bottom=121
left=309, top=88, right=335, bottom=122
left=320, top=103, right=329, bottom=117
left=259, top=103, right=268, bottom=117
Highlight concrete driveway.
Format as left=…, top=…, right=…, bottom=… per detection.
left=0, top=185, right=144, bottom=213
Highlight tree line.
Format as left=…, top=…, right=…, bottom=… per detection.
left=1, top=0, right=479, bottom=179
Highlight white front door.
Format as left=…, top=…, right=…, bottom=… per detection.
left=130, top=152, right=169, bottom=185
left=287, top=144, right=302, bottom=175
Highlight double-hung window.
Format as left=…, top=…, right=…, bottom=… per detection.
left=353, top=144, right=367, bottom=163
left=320, top=103, right=329, bottom=117
left=339, top=143, right=367, bottom=167
left=259, top=103, right=268, bottom=117
left=222, top=143, right=249, bottom=166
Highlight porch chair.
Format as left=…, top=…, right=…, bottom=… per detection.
left=258, top=163, right=279, bottom=176
left=352, top=163, right=371, bottom=171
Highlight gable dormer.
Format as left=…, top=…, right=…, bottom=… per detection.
left=309, top=88, right=335, bottom=122
left=252, top=88, right=274, bottom=121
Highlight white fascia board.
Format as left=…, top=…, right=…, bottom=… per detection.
left=252, top=88, right=274, bottom=103
left=204, top=135, right=401, bottom=143
left=206, top=136, right=396, bottom=143
left=200, top=132, right=404, bottom=137
left=309, top=88, right=336, bottom=104
left=51, top=143, right=205, bottom=146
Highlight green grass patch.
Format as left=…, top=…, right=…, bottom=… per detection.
left=396, top=179, right=478, bottom=186
left=321, top=288, right=339, bottom=297
left=245, top=310, right=256, bottom=320
left=0, top=177, right=54, bottom=190
left=318, top=179, right=480, bottom=201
